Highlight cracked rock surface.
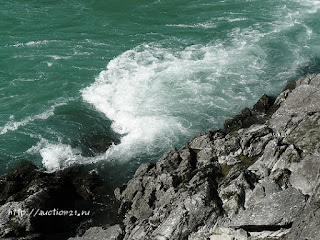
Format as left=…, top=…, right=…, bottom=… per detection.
left=76, top=74, right=320, bottom=239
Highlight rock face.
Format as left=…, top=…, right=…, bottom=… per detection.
left=69, top=225, right=124, bottom=240
left=0, top=162, right=121, bottom=240
left=107, top=74, right=320, bottom=240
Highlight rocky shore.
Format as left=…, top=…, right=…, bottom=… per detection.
left=0, top=162, right=122, bottom=239
left=1, top=74, right=320, bottom=240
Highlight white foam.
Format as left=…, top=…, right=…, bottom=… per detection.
left=166, top=22, right=216, bottom=29
left=49, top=55, right=71, bottom=60
left=27, top=138, right=108, bottom=172
left=81, top=39, right=267, bottom=161
left=11, top=78, right=37, bottom=83
left=293, top=0, right=320, bottom=13
left=10, top=40, right=58, bottom=47
left=4, top=0, right=300, bottom=171
left=40, top=143, right=81, bottom=172
left=228, top=18, right=248, bottom=22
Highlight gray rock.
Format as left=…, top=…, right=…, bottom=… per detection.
left=214, top=133, right=240, bottom=157
left=269, top=74, right=320, bottom=138
left=224, top=107, right=253, bottom=132
left=218, top=165, right=257, bottom=216
left=249, top=139, right=283, bottom=178
left=237, top=124, right=272, bottom=157
left=69, top=225, right=123, bottom=240
left=196, top=147, right=217, bottom=167
left=113, top=74, right=320, bottom=240
left=288, top=152, right=320, bottom=196
left=285, top=183, right=320, bottom=240
left=230, top=187, right=306, bottom=228
left=188, top=131, right=217, bottom=150
left=283, top=112, right=320, bottom=156
left=188, top=226, right=249, bottom=240
left=0, top=201, right=33, bottom=237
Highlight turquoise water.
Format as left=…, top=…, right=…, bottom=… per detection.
left=1, top=0, right=320, bottom=181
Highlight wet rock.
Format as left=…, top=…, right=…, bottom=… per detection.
left=0, top=161, right=38, bottom=205
left=252, top=94, right=275, bottom=114
left=224, top=93, right=280, bottom=133
left=224, top=107, right=253, bottom=132
left=79, top=132, right=119, bottom=157
left=0, top=161, right=120, bottom=240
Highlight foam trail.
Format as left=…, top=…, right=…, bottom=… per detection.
left=166, top=22, right=217, bottom=29
left=0, top=101, right=68, bottom=135
left=9, top=40, right=59, bottom=47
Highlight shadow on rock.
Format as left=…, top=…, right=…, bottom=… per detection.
left=0, top=161, right=122, bottom=240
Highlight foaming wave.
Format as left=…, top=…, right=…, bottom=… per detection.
left=293, top=0, right=320, bottom=13
left=27, top=138, right=109, bottom=172
left=228, top=18, right=249, bottom=22
left=81, top=39, right=267, bottom=161
left=80, top=0, right=319, bottom=165
left=27, top=139, right=82, bottom=172
left=40, top=143, right=82, bottom=172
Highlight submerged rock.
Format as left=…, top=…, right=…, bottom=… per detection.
left=78, top=132, right=120, bottom=157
